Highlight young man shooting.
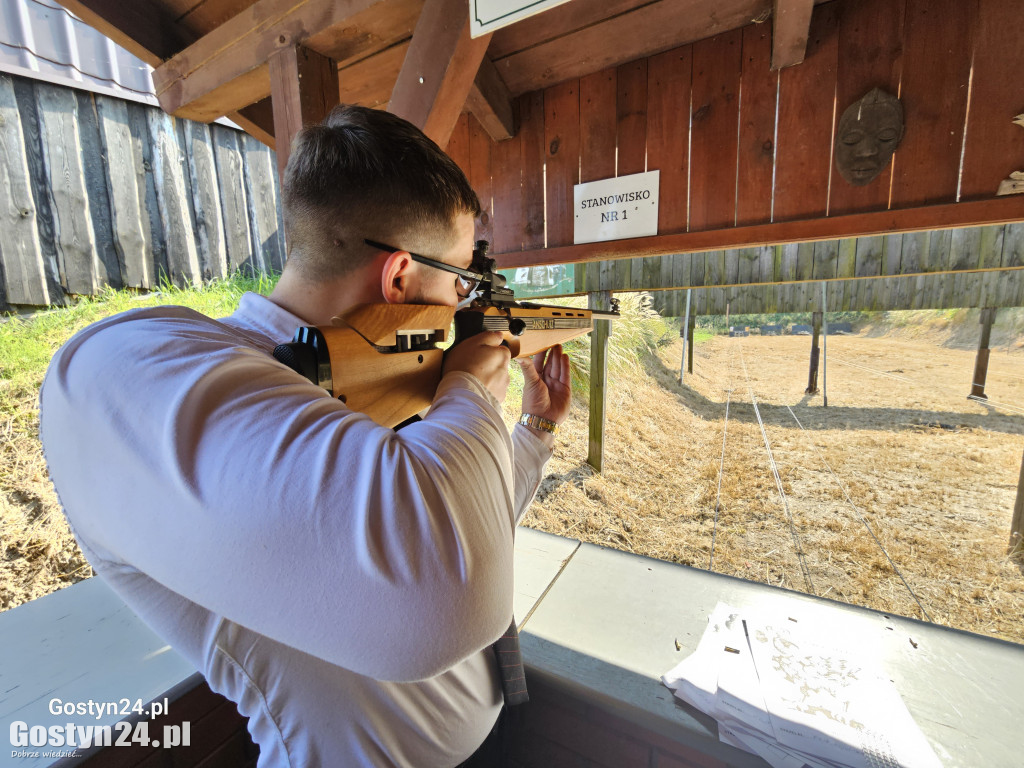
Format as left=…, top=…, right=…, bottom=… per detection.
left=40, top=105, right=570, bottom=766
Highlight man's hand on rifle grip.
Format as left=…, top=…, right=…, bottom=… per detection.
left=441, top=331, right=512, bottom=404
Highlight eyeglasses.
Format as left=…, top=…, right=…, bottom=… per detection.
left=364, top=239, right=484, bottom=296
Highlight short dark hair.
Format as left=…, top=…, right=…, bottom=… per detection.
left=282, top=105, right=482, bottom=277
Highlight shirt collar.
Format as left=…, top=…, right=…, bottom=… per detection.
left=228, top=292, right=309, bottom=344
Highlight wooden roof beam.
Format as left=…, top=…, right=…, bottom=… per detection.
left=55, top=0, right=187, bottom=67
left=151, top=0, right=383, bottom=123
left=57, top=1, right=279, bottom=148
left=772, top=0, right=816, bottom=69
left=466, top=57, right=517, bottom=142
left=388, top=0, right=493, bottom=147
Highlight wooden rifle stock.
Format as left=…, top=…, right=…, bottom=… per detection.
left=272, top=301, right=618, bottom=428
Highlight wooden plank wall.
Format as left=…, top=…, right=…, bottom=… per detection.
left=448, top=0, right=1024, bottom=267
left=649, top=268, right=1024, bottom=317
left=562, top=222, right=1024, bottom=294
left=0, top=73, right=286, bottom=311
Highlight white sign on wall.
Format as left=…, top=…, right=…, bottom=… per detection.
left=469, top=0, right=575, bottom=38
left=573, top=170, right=660, bottom=245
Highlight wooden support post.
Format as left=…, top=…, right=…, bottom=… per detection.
left=588, top=291, right=611, bottom=473
left=822, top=280, right=828, bottom=407
left=806, top=311, right=821, bottom=394
left=680, top=288, right=691, bottom=384
left=268, top=45, right=340, bottom=181
left=1011, top=450, right=1024, bottom=555
left=687, top=314, right=696, bottom=374
left=970, top=307, right=997, bottom=400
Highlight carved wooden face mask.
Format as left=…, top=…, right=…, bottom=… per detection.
left=835, top=88, right=904, bottom=186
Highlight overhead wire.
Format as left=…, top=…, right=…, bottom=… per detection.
left=783, top=405, right=933, bottom=622
left=781, top=345, right=934, bottom=617
left=709, top=338, right=737, bottom=571
left=967, top=395, right=1024, bottom=417
left=738, top=341, right=816, bottom=595
left=704, top=332, right=993, bottom=615
left=709, top=392, right=731, bottom=571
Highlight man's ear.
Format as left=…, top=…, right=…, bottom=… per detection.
left=380, top=250, right=413, bottom=304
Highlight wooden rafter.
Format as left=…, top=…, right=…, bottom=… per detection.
left=269, top=46, right=340, bottom=178
left=55, top=0, right=186, bottom=66
left=55, top=0, right=278, bottom=146
left=388, top=0, right=493, bottom=146
left=232, top=98, right=277, bottom=149
left=466, top=57, right=517, bottom=142
left=151, top=0, right=384, bottom=123
left=772, top=0, right=816, bottom=69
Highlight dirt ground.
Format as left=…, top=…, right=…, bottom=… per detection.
left=518, top=330, right=1024, bottom=645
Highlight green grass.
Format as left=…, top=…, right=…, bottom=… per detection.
left=507, top=292, right=680, bottom=401
left=3, top=282, right=688, bottom=430
left=1, top=274, right=279, bottom=432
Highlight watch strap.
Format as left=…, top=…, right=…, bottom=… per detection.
left=519, top=413, right=559, bottom=435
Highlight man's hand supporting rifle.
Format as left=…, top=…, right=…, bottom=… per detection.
left=272, top=240, right=620, bottom=432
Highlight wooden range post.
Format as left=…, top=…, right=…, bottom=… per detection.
left=970, top=307, right=996, bottom=400
left=806, top=311, right=822, bottom=394
left=680, top=288, right=690, bottom=384
left=1011, top=450, right=1024, bottom=555
left=588, top=291, right=612, bottom=473
left=268, top=46, right=340, bottom=182
left=687, top=313, right=695, bottom=374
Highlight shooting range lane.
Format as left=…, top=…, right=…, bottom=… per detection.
left=670, top=330, right=1024, bottom=639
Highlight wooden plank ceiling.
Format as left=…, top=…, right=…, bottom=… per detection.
left=58, top=0, right=823, bottom=148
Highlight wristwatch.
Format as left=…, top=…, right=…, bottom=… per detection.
left=519, top=413, right=559, bottom=435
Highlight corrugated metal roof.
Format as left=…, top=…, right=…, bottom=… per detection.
left=0, top=0, right=157, bottom=104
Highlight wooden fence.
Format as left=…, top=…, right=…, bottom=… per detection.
left=649, top=269, right=1024, bottom=317
left=0, top=72, right=285, bottom=311
left=568, top=224, right=1024, bottom=294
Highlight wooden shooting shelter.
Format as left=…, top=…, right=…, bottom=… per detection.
left=61, top=0, right=1024, bottom=472
left=26, top=0, right=1024, bottom=765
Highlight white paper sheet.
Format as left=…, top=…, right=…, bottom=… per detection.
left=661, top=602, right=739, bottom=714
left=661, top=603, right=944, bottom=768
left=744, top=614, right=942, bottom=768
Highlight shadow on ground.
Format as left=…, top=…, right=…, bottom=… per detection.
left=642, top=345, right=1024, bottom=437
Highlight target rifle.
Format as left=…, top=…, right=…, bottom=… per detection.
left=272, top=240, right=619, bottom=428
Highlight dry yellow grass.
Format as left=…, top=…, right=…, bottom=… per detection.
left=4, top=304, right=1024, bottom=647
left=1, top=386, right=91, bottom=610
left=510, top=329, right=1024, bottom=644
